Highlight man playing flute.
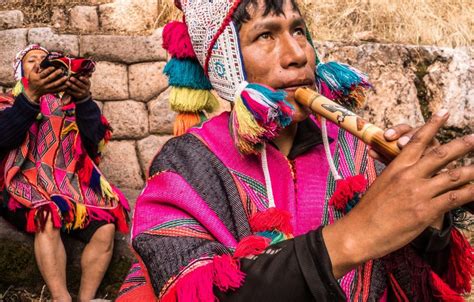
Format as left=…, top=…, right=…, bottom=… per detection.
left=118, top=0, right=473, bottom=300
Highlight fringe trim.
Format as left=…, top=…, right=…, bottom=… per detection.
left=161, top=255, right=244, bottom=302
left=443, top=228, right=474, bottom=294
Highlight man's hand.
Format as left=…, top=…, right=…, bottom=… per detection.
left=65, top=76, right=91, bottom=102
left=323, top=110, right=473, bottom=278
left=24, top=66, right=68, bottom=103
left=368, top=120, right=446, bottom=229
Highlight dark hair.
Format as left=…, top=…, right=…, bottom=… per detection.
left=232, top=0, right=301, bottom=30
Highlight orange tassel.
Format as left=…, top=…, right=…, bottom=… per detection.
left=173, top=112, right=202, bottom=136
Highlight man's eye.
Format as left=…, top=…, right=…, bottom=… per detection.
left=258, top=32, right=271, bottom=40
left=294, top=28, right=305, bottom=36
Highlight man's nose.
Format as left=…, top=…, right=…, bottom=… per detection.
left=280, top=33, right=308, bottom=69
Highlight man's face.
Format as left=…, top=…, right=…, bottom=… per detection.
left=22, top=49, right=48, bottom=79
left=239, top=0, right=316, bottom=123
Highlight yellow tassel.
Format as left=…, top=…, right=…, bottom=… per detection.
left=61, top=122, right=78, bottom=137
left=73, top=203, right=88, bottom=229
left=100, top=176, right=118, bottom=201
left=12, top=81, right=24, bottom=97
left=233, top=96, right=265, bottom=154
left=97, top=139, right=107, bottom=154
left=170, top=87, right=219, bottom=113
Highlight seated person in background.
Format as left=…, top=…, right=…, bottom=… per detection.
left=117, top=0, right=473, bottom=301
left=0, top=44, right=129, bottom=302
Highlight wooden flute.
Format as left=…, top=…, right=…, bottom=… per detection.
left=295, top=87, right=474, bottom=214
left=295, top=87, right=401, bottom=160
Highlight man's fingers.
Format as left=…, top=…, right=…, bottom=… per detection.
left=384, top=124, right=412, bottom=141
left=44, top=76, right=68, bottom=90
left=39, top=67, right=56, bottom=79
left=429, top=165, right=474, bottom=196
left=417, top=134, right=474, bottom=176
left=43, top=69, right=65, bottom=83
left=395, top=110, right=449, bottom=162
left=435, top=183, right=474, bottom=213
left=65, top=80, right=83, bottom=93
left=70, top=76, right=89, bottom=90
left=50, top=85, right=69, bottom=94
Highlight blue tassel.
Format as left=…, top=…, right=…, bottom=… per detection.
left=51, top=195, right=70, bottom=212
left=164, top=58, right=213, bottom=90
left=90, top=168, right=101, bottom=191
left=316, top=62, right=370, bottom=96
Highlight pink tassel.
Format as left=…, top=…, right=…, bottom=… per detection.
left=317, top=80, right=340, bottom=101
left=249, top=208, right=293, bottom=235
left=443, top=228, right=474, bottom=294
left=26, top=208, right=37, bottom=233
left=113, top=185, right=131, bottom=211
left=161, top=255, right=245, bottom=302
left=162, top=21, right=197, bottom=59
left=111, top=205, right=129, bottom=233
left=49, top=203, right=62, bottom=228
left=234, top=235, right=271, bottom=258
left=430, top=271, right=465, bottom=302
left=87, top=207, right=114, bottom=223
left=212, top=254, right=245, bottom=291
left=62, top=103, right=75, bottom=111
left=7, top=197, right=22, bottom=211
left=101, top=115, right=112, bottom=142
left=174, top=262, right=215, bottom=302
left=73, top=133, right=84, bottom=161
left=77, top=157, right=94, bottom=185
left=330, top=174, right=367, bottom=212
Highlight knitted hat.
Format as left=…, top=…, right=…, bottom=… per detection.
left=163, top=0, right=370, bottom=155
left=13, top=44, right=49, bottom=81
left=11, top=44, right=49, bottom=97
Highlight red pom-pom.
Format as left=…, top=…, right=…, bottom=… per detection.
left=249, top=208, right=293, bottom=235
left=330, top=175, right=367, bottom=212
left=233, top=235, right=271, bottom=259
left=162, top=21, right=197, bottom=59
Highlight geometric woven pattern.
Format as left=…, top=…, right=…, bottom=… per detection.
left=181, top=0, right=245, bottom=101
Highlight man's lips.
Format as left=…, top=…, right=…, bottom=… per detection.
left=277, top=80, right=315, bottom=92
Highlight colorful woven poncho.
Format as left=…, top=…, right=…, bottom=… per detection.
left=0, top=44, right=129, bottom=233
left=117, top=0, right=473, bottom=300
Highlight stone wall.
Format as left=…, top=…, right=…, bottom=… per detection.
left=0, top=7, right=473, bottom=300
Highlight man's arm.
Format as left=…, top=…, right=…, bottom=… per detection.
left=75, top=98, right=108, bottom=159
left=323, top=111, right=473, bottom=279
left=0, top=93, right=40, bottom=151
left=216, top=228, right=345, bottom=302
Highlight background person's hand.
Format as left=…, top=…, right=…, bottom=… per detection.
left=23, top=65, right=68, bottom=103
left=323, top=110, right=474, bottom=278
left=65, top=76, right=92, bottom=102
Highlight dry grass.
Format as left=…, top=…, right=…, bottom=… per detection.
left=300, top=0, right=473, bottom=47
left=156, top=0, right=473, bottom=47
